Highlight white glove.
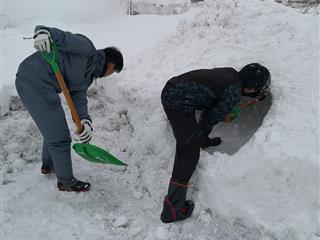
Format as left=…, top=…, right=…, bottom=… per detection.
left=33, top=29, right=52, bottom=53
left=78, top=119, right=93, bottom=144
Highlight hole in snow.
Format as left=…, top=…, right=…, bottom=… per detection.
left=206, top=95, right=272, bottom=155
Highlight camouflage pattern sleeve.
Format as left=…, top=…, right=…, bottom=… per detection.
left=199, top=83, right=242, bottom=136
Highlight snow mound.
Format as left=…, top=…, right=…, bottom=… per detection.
left=118, top=0, right=319, bottom=239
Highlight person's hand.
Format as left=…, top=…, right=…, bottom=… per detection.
left=78, top=119, right=93, bottom=144
left=33, top=29, right=52, bottom=53
left=223, top=114, right=234, bottom=123
left=257, top=91, right=269, bottom=101
left=201, top=136, right=222, bottom=149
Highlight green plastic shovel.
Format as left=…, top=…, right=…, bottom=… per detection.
left=41, top=43, right=127, bottom=166
left=73, top=143, right=127, bottom=166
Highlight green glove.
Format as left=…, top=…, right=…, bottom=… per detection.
left=229, top=106, right=240, bottom=121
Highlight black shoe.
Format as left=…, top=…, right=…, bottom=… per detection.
left=41, top=164, right=54, bottom=175
left=57, top=178, right=91, bottom=192
left=201, top=136, right=222, bottom=149
left=160, top=179, right=195, bottom=223
left=161, top=198, right=195, bottom=223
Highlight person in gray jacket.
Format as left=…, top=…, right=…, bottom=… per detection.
left=15, top=26, right=123, bottom=192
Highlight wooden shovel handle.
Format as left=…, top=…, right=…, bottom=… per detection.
left=239, top=97, right=260, bottom=110
left=223, top=97, right=261, bottom=123
left=40, top=43, right=84, bottom=134
left=55, top=71, right=84, bottom=133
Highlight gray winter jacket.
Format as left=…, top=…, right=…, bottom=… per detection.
left=16, top=25, right=107, bottom=120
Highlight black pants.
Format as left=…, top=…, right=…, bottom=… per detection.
left=162, top=107, right=204, bottom=183
left=161, top=81, right=207, bottom=183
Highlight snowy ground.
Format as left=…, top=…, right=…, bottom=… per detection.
left=1, top=0, right=319, bottom=240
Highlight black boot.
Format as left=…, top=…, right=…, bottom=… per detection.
left=160, top=179, right=195, bottom=223
left=57, top=178, right=91, bottom=192
left=201, top=136, right=221, bottom=149
left=41, top=164, right=54, bottom=175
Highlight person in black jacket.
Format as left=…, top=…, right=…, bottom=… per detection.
left=160, top=63, right=271, bottom=223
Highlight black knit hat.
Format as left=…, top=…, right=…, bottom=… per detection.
left=239, top=63, right=271, bottom=91
left=104, top=47, right=123, bottom=73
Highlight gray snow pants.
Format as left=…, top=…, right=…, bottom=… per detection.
left=15, top=76, right=74, bottom=181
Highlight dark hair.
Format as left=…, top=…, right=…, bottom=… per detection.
left=104, top=47, right=123, bottom=72
left=239, top=63, right=271, bottom=91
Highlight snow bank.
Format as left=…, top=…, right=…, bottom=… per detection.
left=118, top=0, right=319, bottom=239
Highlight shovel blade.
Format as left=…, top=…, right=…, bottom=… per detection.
left=73, top=143, right=127, bottom=166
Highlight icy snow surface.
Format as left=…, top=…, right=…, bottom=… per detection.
left=1, top=0, right=319, bottom=240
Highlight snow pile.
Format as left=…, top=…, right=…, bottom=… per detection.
left=118, top=0, right=319, bottom=239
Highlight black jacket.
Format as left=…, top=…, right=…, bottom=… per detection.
left=161, top=68, right=242, bottom=135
